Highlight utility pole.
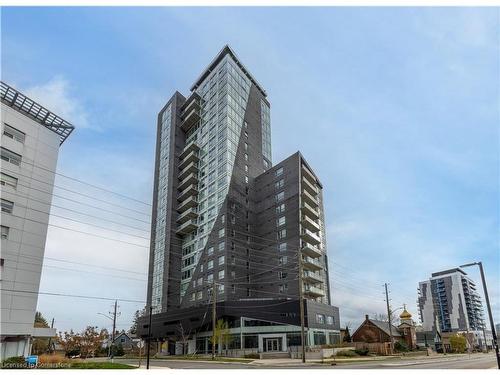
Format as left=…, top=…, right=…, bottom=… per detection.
left=461, top=261, right=500, bottom=369
left=146, top=305, right=152, bottom=370
left=111, top=301, right=118, bottom=347
left=299, top=253, right=306, bottom=363
left=212, top=279, right=217, bottom=360
left=384, top=283, right=394, bottom=354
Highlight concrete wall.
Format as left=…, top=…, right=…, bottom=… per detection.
left=1, top=103, right=62, bottom=359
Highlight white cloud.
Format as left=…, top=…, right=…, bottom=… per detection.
left=23, top=76, right=92, bottom=130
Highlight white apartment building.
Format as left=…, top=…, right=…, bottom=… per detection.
left=0, top=81, right=74, bottom=359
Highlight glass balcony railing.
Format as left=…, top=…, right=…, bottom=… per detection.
left=302, top=256, right=322, bottom=271
left=301, top=202, right=320, bottom=220
left=301, top=215, right=320, bottom=232
left=301, top=243, right=322, bottom=258
left=301, top=228, right=321, bottom=245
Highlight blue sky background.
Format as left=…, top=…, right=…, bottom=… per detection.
left=2, top=7, right=498, bottom=333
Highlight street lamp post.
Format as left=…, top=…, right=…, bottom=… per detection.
left=460, top=262, right=500, bottom=369
left=97, top=313, right=114, bottom=358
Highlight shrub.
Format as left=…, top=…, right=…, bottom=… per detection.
left=2, top=356, right=26, bottom=366
left=335, top=350, right=359, bottom=357
left=244, top=353, right=260, bottom=359
left=449, top=334, right=467, bottom=353
left=394, top=341, right=409, bottom=352
left=354, top=348, right=369, bottom=356
left=38, top=354, right=69, bottom=364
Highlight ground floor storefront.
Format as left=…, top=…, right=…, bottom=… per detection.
left=154, top=317, right=340, bottom=356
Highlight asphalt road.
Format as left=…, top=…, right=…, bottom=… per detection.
left=335, top=353, right=497, bottom=369
left=112, top=353, right=497, bottom=369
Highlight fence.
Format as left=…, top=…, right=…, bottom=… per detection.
left=353, top=342, right=393, bottom=355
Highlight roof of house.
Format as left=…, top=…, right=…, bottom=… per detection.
left=369, top=319, right=402, bottom=337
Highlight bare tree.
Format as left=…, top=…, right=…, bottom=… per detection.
left=176, top=322, right=191, bottom=355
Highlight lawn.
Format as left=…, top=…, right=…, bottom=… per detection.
left=70, top=362, right=137, bottom=369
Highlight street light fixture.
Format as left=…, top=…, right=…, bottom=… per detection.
left=459, top=261, right=500, bottom=369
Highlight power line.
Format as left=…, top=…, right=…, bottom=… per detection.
left=4, top=189, right=150, bottom=233
left=5, top=149, right=152, bottom=206
left=6, top=199, right=151, bottom=241
left=3, top=211, right=149, bottom=248
left=1, top=250, right=147, bottom=276
left=0, top=288, right=146, bottom=304
left=4, top=179, right=151, bottom=224
left=2, top=168, right=151, bottom=217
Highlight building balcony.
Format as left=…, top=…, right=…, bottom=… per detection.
left=180, top=141, right=200, bottom=160
left=301, top=229, right=321, bottom=246
left=178, top=162, right=199, bottom=181
left=181, top=107, right=201, bottom=132
left=302, top=177, right=318, bottom=196
left=177, top=184, right=198, bottom=202
left=303, top=271, right=322, bottom=284
left=302, top=256, right=322, bottom=272
left=177, top=207, right=198, bottom=224
left=180, top=92, right=202, bottom=112
left=301, top=164, right=317, bottom=186
left=301, top=189, right=319, bottom=208
left=303, top=284, right=325, bottom=298
left=176, top=219, right=198, bottom=235
left=178, top=172, right=198, bottom=191
left=301, top=215, right=320, bottom=232
left=301, top=202, right=319, bottom=220
left=179, top=150, right=199, bottom=170
left=177, top=195, right=198, bottom=213
left=301, top=243, right=322, bottom=258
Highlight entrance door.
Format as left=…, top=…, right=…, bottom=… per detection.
left=265, top=338, right=282, bottom=352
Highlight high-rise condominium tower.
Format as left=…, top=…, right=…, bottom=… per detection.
left=141, top=46, right=339, bottom=355
left=418, top=268, right=486, bottom=334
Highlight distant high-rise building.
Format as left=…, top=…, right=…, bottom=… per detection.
left=418, top=268, right=486, bottom=334
left=0, top=81, right=74, bottom=359
left=140, top=46, right=339, bottom=355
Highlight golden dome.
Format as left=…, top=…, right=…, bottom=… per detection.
left=400, top=304, right=412, bottom=320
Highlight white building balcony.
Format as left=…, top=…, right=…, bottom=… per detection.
left=178, top=172, right=198, bottom=191
left=301, top=164, right=317, bottom=186
left=301, top=243, right=322, bottom=258
left=179, top=150, right=199, bottom=170
left=303, top=271, right=322, bottom=284
left=303, top=284, right=325, bottom=298
left=301, top=189, right=319, bottom=208
left=302, top=256, right=322, bottom=272
left=181, top=107, right=201, bottom=132
left=177, top=184, right=198, bottom=202
left=176, top=219, right=198, bottom=235
left=301, top=215, right=320, bottom=232
left=178, top=195, right=198, bottom=213
left=302, top=177, right=318, bottom=196
left=180, top=141, right=200, bottom=160
left=177, top=207, right=198, bottom=225
left=178, top=162, right=198, bottom=181
left=301, top=229, right=321, bottom=246
left=301, top=202, right=319, bottom=220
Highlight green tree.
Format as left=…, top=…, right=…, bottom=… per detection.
left=449, top=334, right=467, bottom=353
left=210, top=319, right=231, bottom=355
left=343, top=326, right=351, bottom=342
left=34, top=311, right=49, bottom=328
left=32, top=312, right=50, bottom=354
left=129, top=309, right=145, bottom=335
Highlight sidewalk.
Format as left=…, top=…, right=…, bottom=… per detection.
left=251, top=358, right=323, bottom=366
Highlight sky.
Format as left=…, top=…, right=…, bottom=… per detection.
left=1, top=7, right=499, bottom=333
